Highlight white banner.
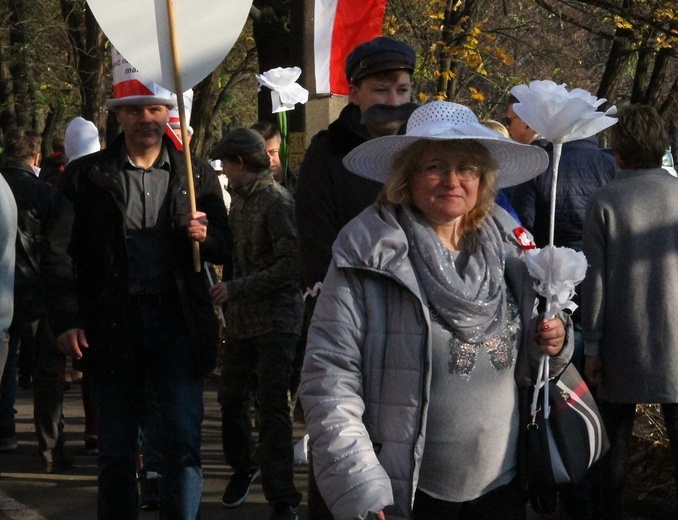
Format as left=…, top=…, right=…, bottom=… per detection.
left=87, top=0, right=253, bottom=91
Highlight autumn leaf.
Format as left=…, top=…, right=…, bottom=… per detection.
left=469, top=87, right=485, bottom=101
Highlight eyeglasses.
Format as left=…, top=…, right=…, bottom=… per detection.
left=418, top=163, right=481, bottom=182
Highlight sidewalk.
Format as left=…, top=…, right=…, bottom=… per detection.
left=0, top=371, right=309, bottom=519
left=0, top=371, right=667, bottom=519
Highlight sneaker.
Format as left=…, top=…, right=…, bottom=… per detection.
left=43, top=449, right=74, bottom=474
left=269, top=505, right=299, bottom=520
left=0, top=437, right=18, bottom=452
left=221, top=466, right=261, bottom=508
left=84, top=435, right=98, bottom=456
left=138, top=471, right=162, bottom=511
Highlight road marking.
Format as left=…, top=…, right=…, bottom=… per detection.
left=0, top=490, right=48, bottom=520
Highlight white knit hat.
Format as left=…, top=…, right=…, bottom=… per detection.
left=343, top=101, right=549, bottom=189
left=64, top=117, right=101, bottom=161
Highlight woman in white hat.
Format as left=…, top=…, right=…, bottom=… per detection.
left=299, top=101, right=573, bottom=520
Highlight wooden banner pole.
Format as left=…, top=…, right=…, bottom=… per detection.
left=166, top=0, right=201, bottom=272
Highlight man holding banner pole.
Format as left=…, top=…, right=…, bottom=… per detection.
left=47, top=54, right=232, bottom=518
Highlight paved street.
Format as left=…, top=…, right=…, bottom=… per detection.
left=0, top=370, right=309, bottom=519
left=0, top=369, right=669, bottom=520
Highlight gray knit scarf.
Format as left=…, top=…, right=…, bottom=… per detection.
left=401, top=206, right=508, bottom=344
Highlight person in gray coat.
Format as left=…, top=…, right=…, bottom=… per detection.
left=0, top=174, right=17, bottom=386
left=300, top=101, right=573, bottom=520
left=582, top=104, right=678, bottom=519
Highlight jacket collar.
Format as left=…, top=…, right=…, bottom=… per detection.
left=0, top=158, right=38, bottom=178
left=232, top=170, right=276, bottom=198
left=86, top=133, right=186, bottom=184
left=332, top=204, right=423, bottom=299
left=79, top=133, right=188, bottom=210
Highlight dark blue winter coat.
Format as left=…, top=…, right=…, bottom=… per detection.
left=511, top=136, right=617, bottom=251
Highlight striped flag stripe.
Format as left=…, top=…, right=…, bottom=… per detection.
left=314, top=0, right=387, bottom=95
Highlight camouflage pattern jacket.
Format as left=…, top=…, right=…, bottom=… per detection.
left=224, top=171, right=303, bottom=339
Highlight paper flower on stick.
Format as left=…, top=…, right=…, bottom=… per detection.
left=510, top=80, right=617, bottom=314
left=255, top=67, right=309, bottom=186
left=510, top=80, right=614, bottom=403
left=523, top=246, right=587, bottom=317
left=510, top=80, right=617, bottom=144
left=255, top=66, right=309, bottom=113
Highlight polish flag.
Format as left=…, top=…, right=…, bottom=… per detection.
left=314, top=0, right=387, bottom=96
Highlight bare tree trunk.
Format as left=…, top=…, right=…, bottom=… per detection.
left=59, top=0, right=107, bottom=128
left=631, top=33, right=653, bottom=103
left=659, top=75, right=677, bottom=156
left=436, top=0, right=456, bottom=98
left=645, top=46, right=672, bottom=108
left=191, top=70, right=219, bottom=157
left=0, top=37, right=16, bottom=133
left=658, top=75, right=678, bottom=119
left=595, top=26, right=634, bottom=109
left=437, top=0, right=486, bottom=101
left=7, top=0, right=33, bottom=127
left=251, top=1, right=293, bottom=121
left=41, top=102, right=64, bottom=158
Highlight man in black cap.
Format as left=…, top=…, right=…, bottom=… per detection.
left=210, top=129, right=304, bottom=520
left=294, top=35, right=417, bottom=519
left=296, top=37, right=417, bottom=303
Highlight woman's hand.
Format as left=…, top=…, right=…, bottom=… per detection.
left=535, top=317, right=566, bottom=356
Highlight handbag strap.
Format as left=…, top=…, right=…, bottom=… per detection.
left=530, top=354, right=551, bottom=419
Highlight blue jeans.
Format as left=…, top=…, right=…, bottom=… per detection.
left=90, top=298, right=204, bottom=520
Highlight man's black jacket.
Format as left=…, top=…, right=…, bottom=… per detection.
left=48, top=134, right=232, bottom=376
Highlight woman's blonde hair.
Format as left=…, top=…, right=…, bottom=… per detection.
left=377, top=139, right=498, bottom=236
left=480, top=119, right=510, bottom=138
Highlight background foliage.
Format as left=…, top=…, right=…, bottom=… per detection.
left=0, top=0, right=675, bottom=159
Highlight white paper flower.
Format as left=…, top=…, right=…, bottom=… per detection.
left=510, top=80, right=617, bottom=144
left=256, top=67, right=309, bottom=113
left=522, top=246, right=587, bottom=318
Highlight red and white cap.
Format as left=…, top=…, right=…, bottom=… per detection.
left=105, top=47, right=177, bottom=110
left=168, top=89, right=194, bottom=135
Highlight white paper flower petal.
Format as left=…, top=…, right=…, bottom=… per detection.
left=510, top=80, right=617, bottom=144
left=257, top=66, right=302, bottom=88
left=256, top=66, right=309, bottom=113
left=269, top=91, right=283, bottom=113
left=523, top=246, right=588, bottom=316
left=277, top=83, right=309, bottom=106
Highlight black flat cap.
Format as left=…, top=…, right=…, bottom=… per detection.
left=345, top=37, right=416, bottom=85
left=210, top=128, right=265, bottom=159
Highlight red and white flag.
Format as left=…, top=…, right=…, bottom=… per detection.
left=314, top=0, right=387, bottom=96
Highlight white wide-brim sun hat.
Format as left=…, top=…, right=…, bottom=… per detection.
left=343, top=101, right=549, bottom=189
